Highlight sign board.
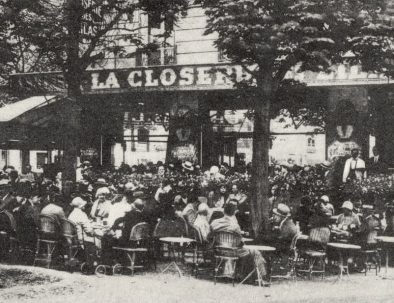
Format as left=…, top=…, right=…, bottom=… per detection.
left=327, top=140, right=360, bottom=161
left=84, top=64, right=253, bottom=92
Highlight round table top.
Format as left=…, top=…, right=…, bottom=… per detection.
left=375, top=236, right=394, bottom=243
left=159, top=237, right=195, bottom=244
left=242, top=237, right=254, bottom=242
left=244, top=245, right=276, bottom=252
left=327, top=242, right=361, bottom=250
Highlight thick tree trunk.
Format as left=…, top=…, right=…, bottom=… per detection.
left=250, top=81, right=272, bottom=237
left=62, top=0, right=83, bottom=182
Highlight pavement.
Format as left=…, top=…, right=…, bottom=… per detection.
left=1, top=263, right=394, bottom=303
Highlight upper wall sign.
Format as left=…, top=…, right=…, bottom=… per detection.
left=84, top=64, right=254, bottom=92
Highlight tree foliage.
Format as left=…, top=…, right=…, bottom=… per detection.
left=197, top=0, right=394, bottom=235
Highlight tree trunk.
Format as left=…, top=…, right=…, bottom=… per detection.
left=250, top=81, right=272, bottom=237
left=62, top=0, right=83, bottom=182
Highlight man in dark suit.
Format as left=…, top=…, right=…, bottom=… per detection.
left=112, top=198, right=146, bottom=245
left=367, top=146, right=387, bottom=174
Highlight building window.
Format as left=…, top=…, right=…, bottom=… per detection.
left=137, top=127, right=149, bottom=143
left=36, top=153, right=47, bottom=169
left=307, top=137, right=315, bottom=147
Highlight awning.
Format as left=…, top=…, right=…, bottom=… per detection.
left=0, top=95, right=58, bottom=125
left=0, top=95, right=65, bottom=148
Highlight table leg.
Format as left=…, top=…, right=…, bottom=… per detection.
left=239, top=268, right=256, bottom=285
left=386, top=249, right=388, bottom=276
left=338, top=252, right=343, bottom=279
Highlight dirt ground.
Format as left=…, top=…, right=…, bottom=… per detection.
left=1, top=264, right=394, bottom=303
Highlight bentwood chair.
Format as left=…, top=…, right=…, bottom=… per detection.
left=112, top=222, right=153, bottom=275
left=188, top=225, right=212, bottom=277
left=60, top=219, right=83, bottom=271
left=0, top=210, right=19, bottom=261
left=153, top=217, right=188, bottom=260
left=296, top=227, right=330, bottom=279
left=212, top=231, right=242, bottom=286
left=34, top=215, right=60, bottom=268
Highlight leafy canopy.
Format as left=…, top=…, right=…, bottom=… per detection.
left=197, top=0, right=393, bottom=124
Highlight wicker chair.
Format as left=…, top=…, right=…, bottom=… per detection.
left=34, top=215, right=60, bottom=268
left=153, top=217, right=188, bottom=259
left=60, top=219, right=83, bottom=270
left=212, top=231, right=242, bottom=286
left=296, top=227, right=330, bottom=279
left=112, top=222, right=152, bottom=275
left=188, top=225, right=212, bottom=276
left=0, top=210, right=19, bottom=261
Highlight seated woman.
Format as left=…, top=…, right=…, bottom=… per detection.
left=68, top=197, right=97, bottom=259
left=193, top=203, right=210, bottom=242
left=90, top=187, right=111, bottom=223
left=334, top=201, right=361, bottom=240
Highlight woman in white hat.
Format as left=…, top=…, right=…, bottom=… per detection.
left=90, top=187, right=111, bottom=223
left=336, top=201, right=361, bottom=234
left=68, top=197, right=94, bottom=245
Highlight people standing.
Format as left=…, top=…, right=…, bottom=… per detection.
left=342, top=148, right=367, bottom=183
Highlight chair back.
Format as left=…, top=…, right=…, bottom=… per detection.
left=308, top=227, right=331, bottom=246
left=189, top=225, right=203, bottom=244
left=129, top=222, right=150, bottom=241
left=153, top=217, right=188, bottom=238
left=0, top=210, right=17, bottom=234
left=60, top=219, right=79, bottom=245
left=213, top=231, right=242, bottom=249
left=39, top=215, right=58, bottom=235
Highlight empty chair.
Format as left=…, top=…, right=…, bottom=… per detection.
left=34, top=215, right=60, bottom=268
left=60, top=219, right=83, bottom=270
left=0, top=210, right=19, bottom=261
left=112, top=222, right=153, bottom=275
left=296, top=227, right=330, bottom=279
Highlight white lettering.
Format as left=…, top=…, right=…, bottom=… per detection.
left=179, top=67, right=194, bottom=86
left=214, top=67, right=232, bottom=86
left=127, top=71, right=142, bottom=87
left=105, top=72, right=120, bottom=88
left=145, top=69, right=159, bottom=86
left=160, top=68, right=177, bottom=86
left=91, top=72, right=119, bottom=89
left=196, top=67, right=212, bottom=85
left=91, top=73, right=100, bottom=89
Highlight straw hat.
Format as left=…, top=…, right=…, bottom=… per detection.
left=182, top=161, right=194, bottom=171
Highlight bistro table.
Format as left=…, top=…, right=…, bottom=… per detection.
left=375, top=236, right=394, bottom=277
left=239, top=245, right=276, bottom=286
left=327, top=242, right=361, bottom=279
left=159, top=237, right=195, bottom=277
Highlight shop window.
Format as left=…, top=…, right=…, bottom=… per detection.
left=36, top=153, right=47, bottom=169
left=137, top=127, right=149, bottom=143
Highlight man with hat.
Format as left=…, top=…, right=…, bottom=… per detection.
left=111, top=197, right=147, bottom=245
left=263, top=203, right=298, bottom=273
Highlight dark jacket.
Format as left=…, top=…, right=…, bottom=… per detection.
left=113, top=209, right=145, bottom=244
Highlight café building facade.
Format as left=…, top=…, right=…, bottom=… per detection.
left=3, top=5, right=394, bottom=172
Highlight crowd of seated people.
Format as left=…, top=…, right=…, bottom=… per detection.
left=0, top=159, right=392, bottom=280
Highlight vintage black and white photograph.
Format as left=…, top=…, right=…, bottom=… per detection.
left=0, top=0, right=394, bottom=302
